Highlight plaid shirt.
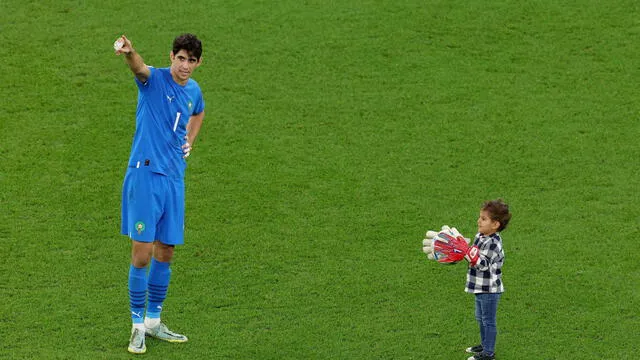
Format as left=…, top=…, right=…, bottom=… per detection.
left=465, top=232, right=504, bottom=294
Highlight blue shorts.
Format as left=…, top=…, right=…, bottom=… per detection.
left=121, top=166, right=185, bottom=245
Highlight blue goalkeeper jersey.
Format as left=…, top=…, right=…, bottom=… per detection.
left=127, top=66, right=204, bottom=178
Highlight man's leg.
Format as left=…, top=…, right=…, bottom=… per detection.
left=122, top=167, right=162, bottom=354
left=144, top=242, right=188, bottom=343
left=145, top=242, right=174, bottom=328
left=128, top=241, right=153, bottom=354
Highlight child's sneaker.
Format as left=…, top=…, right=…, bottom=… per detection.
left=465, top=345, right=483, bottom=354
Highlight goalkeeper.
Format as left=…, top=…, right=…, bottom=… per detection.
left=114, top=33, right=205, bottom=355
left=423, top=199, right=511, bottom=360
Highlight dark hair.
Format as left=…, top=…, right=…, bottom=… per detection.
left=482, top=199, right=512, bottom=232
left=173, top=33, right=203, bottom=59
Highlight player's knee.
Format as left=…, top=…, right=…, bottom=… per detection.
left=131, top=241, right=153, bottom=267
left=153, top=242, right=175, bottom=262
left=131, top=254, right=152, bottom=268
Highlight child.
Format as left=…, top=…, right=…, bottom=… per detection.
left=464, top=199, right=512, bottom=360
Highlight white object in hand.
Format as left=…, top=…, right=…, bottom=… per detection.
left=113, top=39, right=124, bottom=51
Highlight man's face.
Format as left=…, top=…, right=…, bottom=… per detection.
left=170, top=49, right=201, bottom=83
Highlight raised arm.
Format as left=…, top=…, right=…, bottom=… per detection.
left=114, top=35, right=151, bottom=83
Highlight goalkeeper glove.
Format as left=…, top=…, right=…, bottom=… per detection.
left=463, top=244, right=479, bottom=266
left=427, top=225, right=480, bottom=266
left=423, top=225, right=466, bottom=264
left=422, top=230, right=439, bottom=260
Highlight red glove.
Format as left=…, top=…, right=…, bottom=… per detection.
left=431, top=226, right=480, bottom=266
left=463, top=244, right=480, bottom=266
left=432, top=233, right=466, bottom=263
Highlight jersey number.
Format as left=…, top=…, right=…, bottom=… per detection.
left=173, top=112, right=181, bottom=132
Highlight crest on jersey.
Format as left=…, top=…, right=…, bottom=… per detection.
left=135, top=221, right=145, bottom=235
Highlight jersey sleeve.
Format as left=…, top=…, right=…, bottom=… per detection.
left=135, top=66, right=156, bottom=89
left=192, top=90, right=204, bottom=115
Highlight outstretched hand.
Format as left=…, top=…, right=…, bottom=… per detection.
left=113, top=35, right=133, bottom=55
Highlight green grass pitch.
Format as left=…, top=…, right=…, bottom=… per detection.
left=1, top=1, right=639, bottom=359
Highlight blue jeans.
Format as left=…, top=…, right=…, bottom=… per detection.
left=474, top=293, right=501, bottom=355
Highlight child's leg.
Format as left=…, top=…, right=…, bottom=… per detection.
left=474, top=294, right=485, bottom=346
left=478, top=293, right=501, bottom=355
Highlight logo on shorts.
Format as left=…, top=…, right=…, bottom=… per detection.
left=135, top=221, right=145, bottom=235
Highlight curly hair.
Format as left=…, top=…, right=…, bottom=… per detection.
left=482, top=199, right=512, bottom=232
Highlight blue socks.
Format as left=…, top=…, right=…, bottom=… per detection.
left=146, top=258, right=171, bottom=320
left=128, top=265, right=148, bottom=325
left=128, top=258, right=171, bottom=326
